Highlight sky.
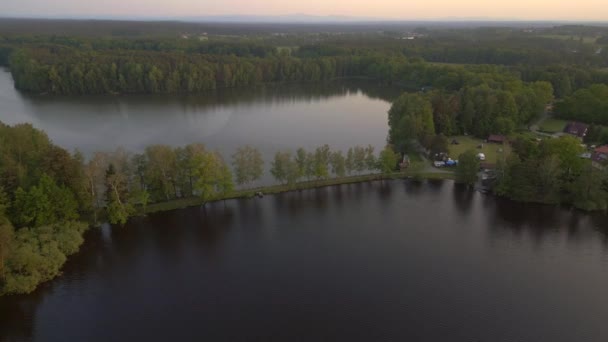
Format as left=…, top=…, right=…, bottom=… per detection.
left=2, top=0, right=608, bottom=21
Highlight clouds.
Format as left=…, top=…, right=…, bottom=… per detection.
left=2, top=0, right=607, bottom=20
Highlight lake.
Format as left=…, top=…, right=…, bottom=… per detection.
left=1, top=181, right=608, bottom=341
left=0, top=69, right=397, bottom=159
left=2, top=69, right=608, bottom=341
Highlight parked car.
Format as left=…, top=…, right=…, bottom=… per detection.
left=477, top=153, right=486, bottom=161
left=445, top=159, right=458, bottom=167
left=434, top=161, right=446, bottom=168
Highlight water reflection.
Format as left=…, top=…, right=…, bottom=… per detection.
left=0, top=70, right=398, bottom=160
left=1, top=181, right=608, bottom=342
left=452, top=184, right=475, bottom=214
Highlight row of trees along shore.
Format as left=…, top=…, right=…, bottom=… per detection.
left=0, top=121, right=399, bottom=295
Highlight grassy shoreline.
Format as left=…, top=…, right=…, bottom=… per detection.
left=145, top=171, right=455, bottom=214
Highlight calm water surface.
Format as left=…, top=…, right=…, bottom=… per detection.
left=1, top=181, right=608, bottom=341
left=0, top=69, right=396, bottom=159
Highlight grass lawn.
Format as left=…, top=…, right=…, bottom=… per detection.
left=538, top=34, right=598, bottom=44
left=539, top=118, right=568, bottom=133
left=447, top=136, right=510, bottom=164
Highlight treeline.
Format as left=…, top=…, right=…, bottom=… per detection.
left=86, top=143, right=398, bottom=226
left=5, top=44, right=505, bottom=95
left=555, top=84, right=608, bottom=125
left=8, top=48, right=353, bottom=95
left=0, top=122, right=400, bottom=295
left=387, top=80, right=553, bottom=147
left=495, top=135, right=608, bottom=211
left=4, top=33, right=608, bottom=97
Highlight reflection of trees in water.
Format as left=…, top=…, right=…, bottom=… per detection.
left=272, top=187, right=332, bottom=218
left=0, top=288, right=41, bottom=341
left=376, top=180, right=393, bottom=203
left=426, top=179, right=445, bottom=193
left=484, top=195, right=608, bottom=247
left=403, top=179, right=425, bottom=196
left=24, top=80, right=400, bottom=115
left=452, top=183, right=475, bottom=213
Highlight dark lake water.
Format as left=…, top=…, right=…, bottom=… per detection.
left=1, top=180, right=608, bottom=342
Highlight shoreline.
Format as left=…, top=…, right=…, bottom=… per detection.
left=144, top=171, right=456, bottom=214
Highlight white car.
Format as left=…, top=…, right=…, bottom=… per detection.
left=477, top=153, right=486, bottom=161
left=434, top=161, right=446, bottom=167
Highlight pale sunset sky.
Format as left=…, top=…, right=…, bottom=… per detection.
left=3, top=0, right=607, bottom=21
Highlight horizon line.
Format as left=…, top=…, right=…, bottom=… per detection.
left=1, top=15, right=607, bottom=24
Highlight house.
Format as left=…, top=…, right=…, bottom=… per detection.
left=487, top=134, right=507, bottom=144
left=595, top=145, right=608, bottom=155
left=591, top=145, right=608, bottom=168
left=564, top=122, right=589, bottom=138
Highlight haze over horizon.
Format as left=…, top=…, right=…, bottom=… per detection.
left=2, top=0, right=608, bottom=22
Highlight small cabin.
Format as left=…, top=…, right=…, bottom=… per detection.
left=487, top=134, right=507, bottom=144
left=564, top=122, right=589, bottom=138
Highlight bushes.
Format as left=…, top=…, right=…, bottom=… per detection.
left=1, top=222, right=87, bottom=295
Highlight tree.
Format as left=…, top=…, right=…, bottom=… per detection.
left=455, top=150, right=480, bottom=186
left=295, top=147, right=308, bottom=179
left=536, top=155, right=562, bottom=204
left=569, top=164, right=608, bottom=211
left=345, top=148, right=355, bottom=175
left=12, top=175, right=78, bottom=228
left=353, top=146, right=367, bottom=174
left=0, top=188, right=13, bottom=276
left=231, top=146, right=264, bottom=187
left=84, top=152, right=110, bottom=224
left=270, top=151, right=292, bottom=184
left=364, top=145, right=377, bottom=172
left=284, top=158, right=301, bottom=187
left=312, top=145, right=331, bottom=180
left=388, top=93, right=435, bottom=149
left=329, top=151, right=346, bottom=178
left=192, top=151, right=230, bottom=204
left=216, top=163, right=235, bottom=200
left=377, top=146, right=399, bottom=175
left=304, top=152, right=315, bottom=180
left=428, top=134, right=449, bottom=160
left=105, top=164, right=133, bottom=225
left=540, top=135, right=584, bottom=180
left=145, top=145, right=178, bottom=201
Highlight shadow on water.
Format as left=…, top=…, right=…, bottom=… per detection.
left=481, top=193, right=608, bottom=247
left=452, top=183, right=476, bottom=214
left=376, top=180, right=393, bottom=203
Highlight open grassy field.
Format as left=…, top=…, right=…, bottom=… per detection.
left=447, top=136, right=510, bottom=164
left=538, top=34, right=598, bottom=44
left=539, top=118, right=568, bottom=133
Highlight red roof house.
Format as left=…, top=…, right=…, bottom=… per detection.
left=487, top=134, right=507, bottom=144
left=595, top=145, right=608, bottom=155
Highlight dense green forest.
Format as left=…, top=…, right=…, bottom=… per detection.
left=2, top=22, right=608, bottom=98
left=0, top=123, right=88, bottom=295
left=495, top=135, right=608, bottom=211
left=555, top=84, right=608, bottom=125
